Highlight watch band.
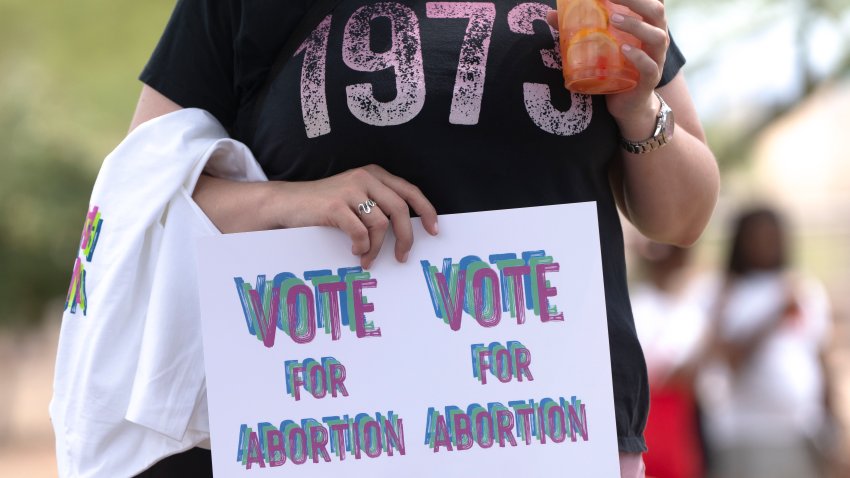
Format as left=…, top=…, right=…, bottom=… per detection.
left=620, top=92, right=674, bottom=155
left=621, top=134, right=667, bottom=155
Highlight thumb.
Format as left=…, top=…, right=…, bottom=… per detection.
left=546, top=10, right=558, bottom=29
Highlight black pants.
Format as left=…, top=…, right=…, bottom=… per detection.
left=134, top=448, right=213, bottom=477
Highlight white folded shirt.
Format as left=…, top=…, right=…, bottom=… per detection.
left=50, top=109, right=267, bottom=477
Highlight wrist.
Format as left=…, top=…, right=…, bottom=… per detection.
left=259, top=181, right=296, bottom=230
left=192, top=176, right=294, bottom=233
left=613, top=93, right=661, bottom=142
left=619, top=92, right=676, bottom=155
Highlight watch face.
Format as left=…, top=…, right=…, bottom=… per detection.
left=662, top=106, right=675, bottom=141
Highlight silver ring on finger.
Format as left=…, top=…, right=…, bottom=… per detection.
left=357, top=199, right=377, bottom=215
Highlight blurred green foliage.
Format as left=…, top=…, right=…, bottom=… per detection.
left=673, top=0, right=850, bottom=170
left=0, top=1, right=174, bottom=327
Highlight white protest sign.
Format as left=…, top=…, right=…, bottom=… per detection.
left=196, top=202, right=620, bottom=476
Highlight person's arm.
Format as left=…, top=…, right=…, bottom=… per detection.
left=128, top=85, right=439, bottom=269
left=129, top=84, right=183, bottom=132
left=719, top=302, right=791, bottom=372
left=707, top=279, right=799, bottom=373
left=608, top=72, right=719, bottom=247
left=604, top=0, right=720, bottom=247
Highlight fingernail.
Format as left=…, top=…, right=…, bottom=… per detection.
left=622, top=44, right=633, bottom=53
left=432, top=222, right=439, bottom=235
left=401, top=252, right=409, bottom=263
left=611, top=13, right=625, bottom=23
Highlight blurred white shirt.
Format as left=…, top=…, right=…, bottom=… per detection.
left=696, top=271, right=831, bottom=447
left=631, top=281, right=708, bottom=384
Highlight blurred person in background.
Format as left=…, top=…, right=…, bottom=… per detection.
left=700, top=206, right=838, bottom=478
left=631, top=240, right=708, bottom=478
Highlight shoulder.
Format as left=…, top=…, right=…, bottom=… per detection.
left=140, top=0, right=312, bottom=129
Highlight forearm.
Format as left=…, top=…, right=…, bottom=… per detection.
left=611, top=75, right=720, bottom=247
left=722, top=320, right=776, bottom=372
left=617, top=122, right=719, bottom=246
left=131, top=85, right=437, bottom=268
left=193, top=175, right=286, bottom=233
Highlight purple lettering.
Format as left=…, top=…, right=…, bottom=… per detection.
left=472, top=267, right=501, bottom=327
left=477, top=348, right=491, bottom=385
left=434, top=270, right=467, bottom=331
left=317, top=281, right=346, bottom=340
left=432, top=414, right=453, bottom=452
left=535, top=263, right=564, bottom=322
left=286, top=284, right=317, bottom=344
left=292, top=366, right=305, bottom=401
left=330, top=423, right=349, bottom=461
left=363, top=420, right=383, bottom=458
left=516, top=408, right=535, bottom=445
left=503, top=265, right=530, bottom=324
left=353, top=279, right=381, bottom=338
left=515, top=347, right=533, bottom=382
left=452, top=413, right=473, bottom=451
left=266, top=429, right=286, bottom=466
left=329, top=363, right=348, bottom=398
left=495, top=409, right=517, bottom=447
left=249, top=286, right=281, bottom=348
left=309, top=425, right=331, bottom=463
left=288, top=426, right=308, bottom=465
left=245, top=431, right=266, bottom=469
left=494, top=347, right=513, bottom=383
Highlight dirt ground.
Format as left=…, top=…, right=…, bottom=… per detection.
left=0, top=322, right=59, bottom=477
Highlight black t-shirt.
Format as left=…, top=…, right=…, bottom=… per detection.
left=141, top=0, right=686, bottom=453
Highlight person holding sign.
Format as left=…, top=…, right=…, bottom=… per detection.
left=55, top=0, right=719, bottom=476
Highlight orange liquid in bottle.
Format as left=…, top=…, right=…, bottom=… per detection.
left=557, top=0, right=640, bottom=94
